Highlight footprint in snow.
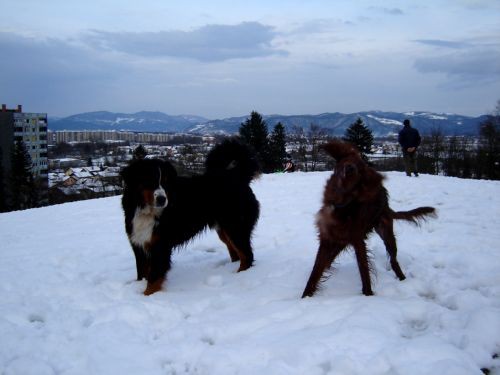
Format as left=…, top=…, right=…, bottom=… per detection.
left=205, top=275, right=224, bottom=287
left=401, top=318, right=429, bottom=339
left=28, top=313, right=45, bottom=328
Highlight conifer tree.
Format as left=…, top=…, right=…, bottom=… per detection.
left=133, top=144, right=148, bottom=160
left=477, top=111, right=500, bottom=180
left=10, top=140, right=36, bottom=210
left=239, top=111, right=272, bottom=172
left=0, top=147, right=6, bottom=212
left=268, top=122, right=287, bottom=172
left=343, top=117, right=374, bottom=161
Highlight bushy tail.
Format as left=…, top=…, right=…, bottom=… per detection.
left=205, top=137, right=260, bottom=184
left=391, top=207, right=437, bottom=225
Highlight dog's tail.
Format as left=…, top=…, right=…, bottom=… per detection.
left=205, top=137, right=260, bottom=184
left=391, top=206, right=437, bottom=225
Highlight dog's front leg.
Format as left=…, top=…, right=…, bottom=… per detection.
left=144, top=244, right=172, bottom=296
left=131, top=245, right=150, bottom=281
left=302, top=240, right=344, bottom=298
left=353, top=240, right=374, bottom=296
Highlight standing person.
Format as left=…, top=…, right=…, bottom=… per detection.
left=398, top=119, right=421, bottom=177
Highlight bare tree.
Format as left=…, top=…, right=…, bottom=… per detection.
left=308, top=123, right=327, bottom=171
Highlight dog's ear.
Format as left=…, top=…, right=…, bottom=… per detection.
left=160, top=160, right=177, bottom=180
left=322, top=140, right=359, bottom=161
left=120, top=163, right=135, bottom=187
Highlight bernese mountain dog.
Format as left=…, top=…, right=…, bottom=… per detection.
left=120, top=138, right=260, bottom=295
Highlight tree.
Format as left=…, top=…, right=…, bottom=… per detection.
left=477, top=104, right=500, bottom=180
left=308, top=124, right=327, bottom=171
left=239, top=111, right=272, bottom=172
left=0, top=146, right=6, bottom=212
left=268, top=122, right=287, bottom=172
left=10, top=140, right=37, bottom=210
left=343, top=117, right=374, bottom=161
left=133, top=144, right=148, bottom=160
left=443, top=136, right=461, bottom=177
left=290, top=125, right=308, bottom=171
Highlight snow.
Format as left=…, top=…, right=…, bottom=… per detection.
left=366, top=114, right=403, bottom=126
left=1, top=172, right=500, bottom=375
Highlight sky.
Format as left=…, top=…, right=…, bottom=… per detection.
left=1, top=0, right=499, bottom=118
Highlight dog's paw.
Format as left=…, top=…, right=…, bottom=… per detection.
left=144, top=278, right=164, bottom=296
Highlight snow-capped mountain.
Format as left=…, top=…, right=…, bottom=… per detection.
left=188, top=111, right=488, bottom=136
left=49, top=110, right=488, bottom=136
left=49, top=111, right=209, bottom=133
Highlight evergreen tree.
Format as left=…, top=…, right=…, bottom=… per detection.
left=343, top=117, right=374, bottom=161
left=268, top=122, right=287, bottom=172
left=477, top=113, right=500, bottom=180
left=239, top=111, right=272, bottom=172
left=0, top=146, right=6, bottom=212
left=133, top=144, right=148, bottom=160
left=10, top=140, right=37, bottom=210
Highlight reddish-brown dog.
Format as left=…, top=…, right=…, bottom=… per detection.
left=302, top=140, right=436, bottom=298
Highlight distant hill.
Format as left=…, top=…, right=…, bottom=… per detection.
left=189, top=111, right=488, bottom=136
left=49, top=111, right=209, bottom=133
left=49, top=110, right=488, bottom=136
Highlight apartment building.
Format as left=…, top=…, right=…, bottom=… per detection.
left=0, top=104, right=48, bottom=206
left=48, top=130, right=176, bottom=144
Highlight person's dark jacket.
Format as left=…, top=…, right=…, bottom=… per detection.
left=398, top=125, right=421, bottom=152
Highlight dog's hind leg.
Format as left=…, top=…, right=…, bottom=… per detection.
left=302, top=241, right=343, bottom=298
left=353, top=240, right=374, bottom=296
left=223, top=228, right=254, bottom=272
left=375, top=220, right=406, bottom=281
left=216, top=229, right=240, bottom=262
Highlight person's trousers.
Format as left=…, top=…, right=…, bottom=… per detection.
left=403, top=151, right=418, bottom=176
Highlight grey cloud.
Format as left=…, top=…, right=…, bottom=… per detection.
left=414, top=39, right=470, bottom=49
left=0, top=32, right=120, bottom=86
left=369, top=7, right=404, bottom=15
left=456, top=0, right=500, bottom=10
left=288, top=18, right=353, bottom=35
left=0, top=32, right=127, bottom=114
left=83, top=22, right=288, bottom=62
left=414, top=48, right=500, bottom=84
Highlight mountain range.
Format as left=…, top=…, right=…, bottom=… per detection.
left=49, top=110, right=489, bottom=137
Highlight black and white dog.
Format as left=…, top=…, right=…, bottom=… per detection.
left=120, top=138, right=260, bottom=295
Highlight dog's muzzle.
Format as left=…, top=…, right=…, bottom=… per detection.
left=154, top=189, right=168, bottom=208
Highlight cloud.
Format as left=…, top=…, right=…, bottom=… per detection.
left=0, top=31, right=129, bottom=114
left=0, top=32, right=120, bottom=85
left=83, top=22, right=288, bottom=62
left=368, top=7, right=404, bottom=15
left=288, top=18, right=353, bottom=35
left=456, top=0, right=500, bottom=10
left=414, top=39, right=470, bottom=49
left=414, top=47, right=500, bottom=85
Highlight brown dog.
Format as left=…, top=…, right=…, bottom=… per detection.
left=302, top=140, right=436, bottom=298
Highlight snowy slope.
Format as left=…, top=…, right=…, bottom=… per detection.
left=1, top=172, right=499, bottom=375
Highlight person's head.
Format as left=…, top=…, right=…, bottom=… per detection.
left=403, top=119, right=411, bottom=126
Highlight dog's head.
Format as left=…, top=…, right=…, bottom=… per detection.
left=120, top=159, right=177, bottom=210
left=322, top=140, right=383, bottom=208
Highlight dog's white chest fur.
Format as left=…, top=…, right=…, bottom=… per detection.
left=130, top=207, right=160, bottom=248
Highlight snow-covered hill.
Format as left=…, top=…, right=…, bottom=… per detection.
left=191, top=111, right=487, bottom=136
left=1, top=172, right=499, bottom=375
left=49, top=110, right=487, bottom=136
left=49, top=111, right=209, bottom=133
